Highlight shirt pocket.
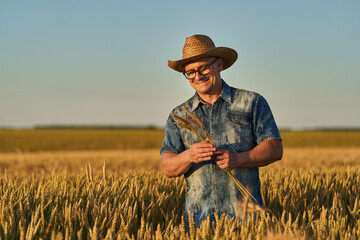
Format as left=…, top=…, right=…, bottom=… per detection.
left=225, top=111, right=254, bottom=147
left=226, top=111, right=251, bottom=126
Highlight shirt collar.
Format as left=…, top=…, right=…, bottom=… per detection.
left=189, top=80, right=232, bottom=112
left=220, top=80, right=232, bottom=104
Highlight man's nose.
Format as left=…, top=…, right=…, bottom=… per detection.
left=194, top=71, right=205, bottom=80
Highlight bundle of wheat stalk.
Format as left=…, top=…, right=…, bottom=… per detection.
left=171, top=106, right=262, bottom=208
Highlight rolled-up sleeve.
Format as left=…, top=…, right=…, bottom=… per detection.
left=252, top=94, right=282, bottom=144
left=160, top=114, right=186, bottom=157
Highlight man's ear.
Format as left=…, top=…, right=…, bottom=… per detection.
left=218, top=58, right=224, bottom=71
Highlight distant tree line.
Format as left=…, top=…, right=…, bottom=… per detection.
left=33, top=125, right=161, bottom=130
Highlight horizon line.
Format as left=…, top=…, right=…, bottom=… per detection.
left=1, top=124, right=360, bottom=132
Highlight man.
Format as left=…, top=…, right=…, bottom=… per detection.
left=160, top=34, right=283, bottom=229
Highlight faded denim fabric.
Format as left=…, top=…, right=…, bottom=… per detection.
left=160, top=80, right=281, bottom=229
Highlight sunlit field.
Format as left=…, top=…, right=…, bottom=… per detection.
left=1, top=129, right=360, bottom=153
left=0, top=129, right=359, bottom=239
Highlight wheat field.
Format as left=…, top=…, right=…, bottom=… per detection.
left=0, top=130, right=360, bottom=239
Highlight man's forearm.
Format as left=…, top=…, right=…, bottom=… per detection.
left=236, top=139, right=283, bottom=168
left=161, top=151, right=192, bottom=178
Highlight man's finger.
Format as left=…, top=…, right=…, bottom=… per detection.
left=214, top=154, right=225, bottom=161
left=213, top=149, right=225, bottom=155
left=215, top=160, right=223, bottom=165
left=198, top=152, right=213, bottom=157
left=195, top=143, right=215, bottom=149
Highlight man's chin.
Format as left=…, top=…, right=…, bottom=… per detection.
left=196, top=86, right=212, bottom=95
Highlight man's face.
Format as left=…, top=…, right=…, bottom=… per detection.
left=184, top=57, right=223, bottom=96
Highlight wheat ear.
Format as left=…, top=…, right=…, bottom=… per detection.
left=171, top=114, right=206, bottom=142
left=182, top=106, right=215, bottom=146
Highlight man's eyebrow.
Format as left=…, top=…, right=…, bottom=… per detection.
left=185, top=64, right=208, bottom=72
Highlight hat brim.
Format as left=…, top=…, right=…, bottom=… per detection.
left=168, top=47, right=238, bottom=73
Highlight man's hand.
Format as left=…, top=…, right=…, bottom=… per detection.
left=188, top=142, right=216, bottom=163
left=213, top=149, right=238, bottom=170
left=161, top=141, right=216, bottom=178
left=213, top=139, right=283, bottom=170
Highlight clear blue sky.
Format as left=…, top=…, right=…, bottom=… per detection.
left=1, top=0, right=359, bottom=129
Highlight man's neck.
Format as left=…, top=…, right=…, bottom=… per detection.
left=198, top=93, right=220, bottom=107
left=197, top=85, right=223, bottom=107
left=196, top=78, right=223, bottom=107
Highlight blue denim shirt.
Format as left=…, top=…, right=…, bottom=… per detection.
left=160, top=80, right=281, bottom=228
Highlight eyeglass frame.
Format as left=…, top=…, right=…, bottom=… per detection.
left=183, top=57, right=219, bottom=80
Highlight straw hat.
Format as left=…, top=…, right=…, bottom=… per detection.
left=168, top=34, right=238, bottom=72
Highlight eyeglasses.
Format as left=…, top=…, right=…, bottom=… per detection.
left=183, top=57, right=219, bottom=80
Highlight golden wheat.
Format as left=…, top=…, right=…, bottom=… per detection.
left=1, top=168, right=357, bottom=239
left=0, top=147, right=359, bottom=239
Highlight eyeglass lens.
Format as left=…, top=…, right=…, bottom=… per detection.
left=184, top=58, right=218, bottom=80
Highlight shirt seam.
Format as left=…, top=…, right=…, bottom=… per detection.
left=256, top=135, right=282, bottom=144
